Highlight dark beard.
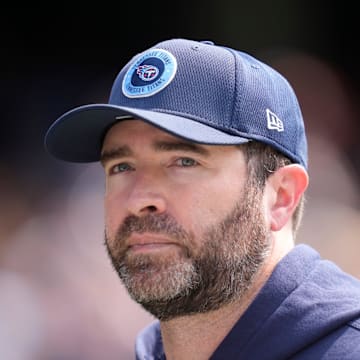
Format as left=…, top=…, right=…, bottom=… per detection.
left=105, top=180, right=270, bottom=321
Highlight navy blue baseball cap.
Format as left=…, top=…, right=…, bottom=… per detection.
left=44, top=38, right=308, bottom=168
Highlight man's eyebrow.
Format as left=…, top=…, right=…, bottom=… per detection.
left=100, top=140, right=210, bottom=166
left=100, top=145, right=132, bottom=166
left=153, top=140, right=210, bottom=156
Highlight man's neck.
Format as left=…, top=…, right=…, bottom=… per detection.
left=159, top=298, right=249, bottom=360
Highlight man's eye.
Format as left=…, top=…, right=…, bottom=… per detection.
left=110, top=163, right=133, bottom=174
left=175, top=157, right=198, bottom=167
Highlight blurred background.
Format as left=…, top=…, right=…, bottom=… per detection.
left=1, top=2, right=359, bottom=359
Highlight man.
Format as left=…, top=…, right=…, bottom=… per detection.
left=45, top=38, right=360, bottom=359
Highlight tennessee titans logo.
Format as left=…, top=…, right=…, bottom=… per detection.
left=136, top=65, right=159, bottom=81
left=122, top=49, right=177, bottom=98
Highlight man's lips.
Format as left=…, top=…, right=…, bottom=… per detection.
left=126, top=233, right=180, bottom=254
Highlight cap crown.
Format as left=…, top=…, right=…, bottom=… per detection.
left=108, top=38, right=307, bottom=167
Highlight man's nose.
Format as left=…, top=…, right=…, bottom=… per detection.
left=124, top=171, right=167, bottom=217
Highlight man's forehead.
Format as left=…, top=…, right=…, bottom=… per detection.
left=103, top=118, right=210, bottom=149
left=101, top=118, right=213, bottom=159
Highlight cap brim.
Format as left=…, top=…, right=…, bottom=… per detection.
left=45, top=104, right=250, bottom=162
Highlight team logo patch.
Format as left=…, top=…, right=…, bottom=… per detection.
left=122, top=49, right=177, bottom=98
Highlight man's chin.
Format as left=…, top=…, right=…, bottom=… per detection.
left=119, top=257, right=197, bottom=303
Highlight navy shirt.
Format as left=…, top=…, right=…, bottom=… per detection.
left=135, top=244, right=360, bottom=359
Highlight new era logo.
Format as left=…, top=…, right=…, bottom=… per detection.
left=266, top=109, right=284, bottom=132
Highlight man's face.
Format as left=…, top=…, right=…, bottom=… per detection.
left=102, top=120, right=271, bottom=320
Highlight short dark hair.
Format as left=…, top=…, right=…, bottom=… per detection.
left=240, top=142, right=306, bottom=237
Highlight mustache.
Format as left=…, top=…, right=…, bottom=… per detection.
left=113, top=213, right=191, bottom=245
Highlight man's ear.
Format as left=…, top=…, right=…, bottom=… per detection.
left=265, top=165, right=309, bottom=231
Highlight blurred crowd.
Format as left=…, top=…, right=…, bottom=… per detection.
left=0, top=48, right=359, bottom=359
left=268, top=49, right=360, bottom=273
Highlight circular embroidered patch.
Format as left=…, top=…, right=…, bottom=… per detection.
left=122, top=48, right=177, bottom=98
